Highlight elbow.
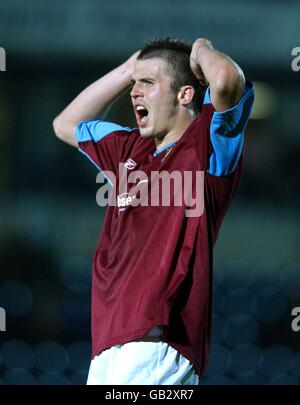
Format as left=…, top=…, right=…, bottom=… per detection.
left=53, top=116, right=67, bottom=141
left=53, top=116, right=62, bottom=139
left=215, top=66, right=245, bottom=104
left=52, top=116, right=78, bottom=148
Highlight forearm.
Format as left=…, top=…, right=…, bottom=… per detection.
left=53, top=53, right=137, bottom=147
left=190, top=39, right=245, bottom=111
left=58, top=64, right=131, bottom=123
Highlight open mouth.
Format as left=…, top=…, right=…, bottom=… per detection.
left=136, top=105, right=149, bottom=126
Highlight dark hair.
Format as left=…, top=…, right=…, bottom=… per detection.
left=137, top=37, right=206, bottom=113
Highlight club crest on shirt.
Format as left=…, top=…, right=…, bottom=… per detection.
left=124, top=158, right=137, bottom=170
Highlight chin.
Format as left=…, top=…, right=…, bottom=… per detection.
left=139, top=128, right=153, bottom=138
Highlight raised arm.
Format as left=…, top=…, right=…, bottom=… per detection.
left=53, top=52, right=139, bottom=148
left=190, top=38, right=245, bottom=112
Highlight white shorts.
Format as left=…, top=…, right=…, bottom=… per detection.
left=86, top=340, right=199, bottom=385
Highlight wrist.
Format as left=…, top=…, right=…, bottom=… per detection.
left=116, top=62, right=134, bottom=88
left=123, top=51, right=140, bottom=79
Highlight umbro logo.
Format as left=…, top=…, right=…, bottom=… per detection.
left=124, top=158, right=137, bottom=170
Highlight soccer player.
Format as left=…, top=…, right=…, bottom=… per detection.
left=53, top=38, right=254, bottom=385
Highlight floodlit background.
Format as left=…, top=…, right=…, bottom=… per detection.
left=0, top=0, right=299, bottom=385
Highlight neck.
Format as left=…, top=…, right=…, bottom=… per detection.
left=155, top=109, right=197, bottom=151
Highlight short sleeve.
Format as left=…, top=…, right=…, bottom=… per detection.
left=204, top=80, right=255, bottom=176
left=76, top=120, right=134, bottom=185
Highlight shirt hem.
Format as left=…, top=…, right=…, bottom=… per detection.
left=92, top=320, right=168, bottom=359
left=91, top=322, right=204, bottom=378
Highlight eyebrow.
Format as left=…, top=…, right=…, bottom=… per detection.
left=131, top=77, right=155, bottom=85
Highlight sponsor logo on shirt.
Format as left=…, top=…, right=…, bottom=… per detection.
left=117, top=179, right=148, bottom=211
left=117, top=193, right=136, bottom=210
left=96, top=164, right=204, bottom=218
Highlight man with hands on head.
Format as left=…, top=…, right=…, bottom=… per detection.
left=53, top=37, right=254, bottom=385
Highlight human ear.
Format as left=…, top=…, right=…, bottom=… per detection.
left=177, top=86, right=195, bottom=106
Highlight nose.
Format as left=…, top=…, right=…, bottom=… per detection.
left=130, top=82, right=143, bottom=99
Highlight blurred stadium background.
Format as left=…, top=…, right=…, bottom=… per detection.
left=0, top=0, right=299, bottom=385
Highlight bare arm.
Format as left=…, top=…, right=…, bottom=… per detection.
left=53, top=52, right=139, bottom=148
left=190, top=38, right=245, bottom=112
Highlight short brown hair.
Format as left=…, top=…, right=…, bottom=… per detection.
left=138, top=37, right=206, bottom=113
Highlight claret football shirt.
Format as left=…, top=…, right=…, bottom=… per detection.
left=75, top=81, right=254, bottom=376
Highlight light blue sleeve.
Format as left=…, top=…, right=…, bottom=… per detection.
left=75, top=120, right=133, bottom=143
left=75, top=120, right=133, bottom=186
left=205, top=81, right=255, bottom=176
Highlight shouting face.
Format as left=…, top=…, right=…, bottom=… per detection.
left=131, top=57, right=180, bottom=139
